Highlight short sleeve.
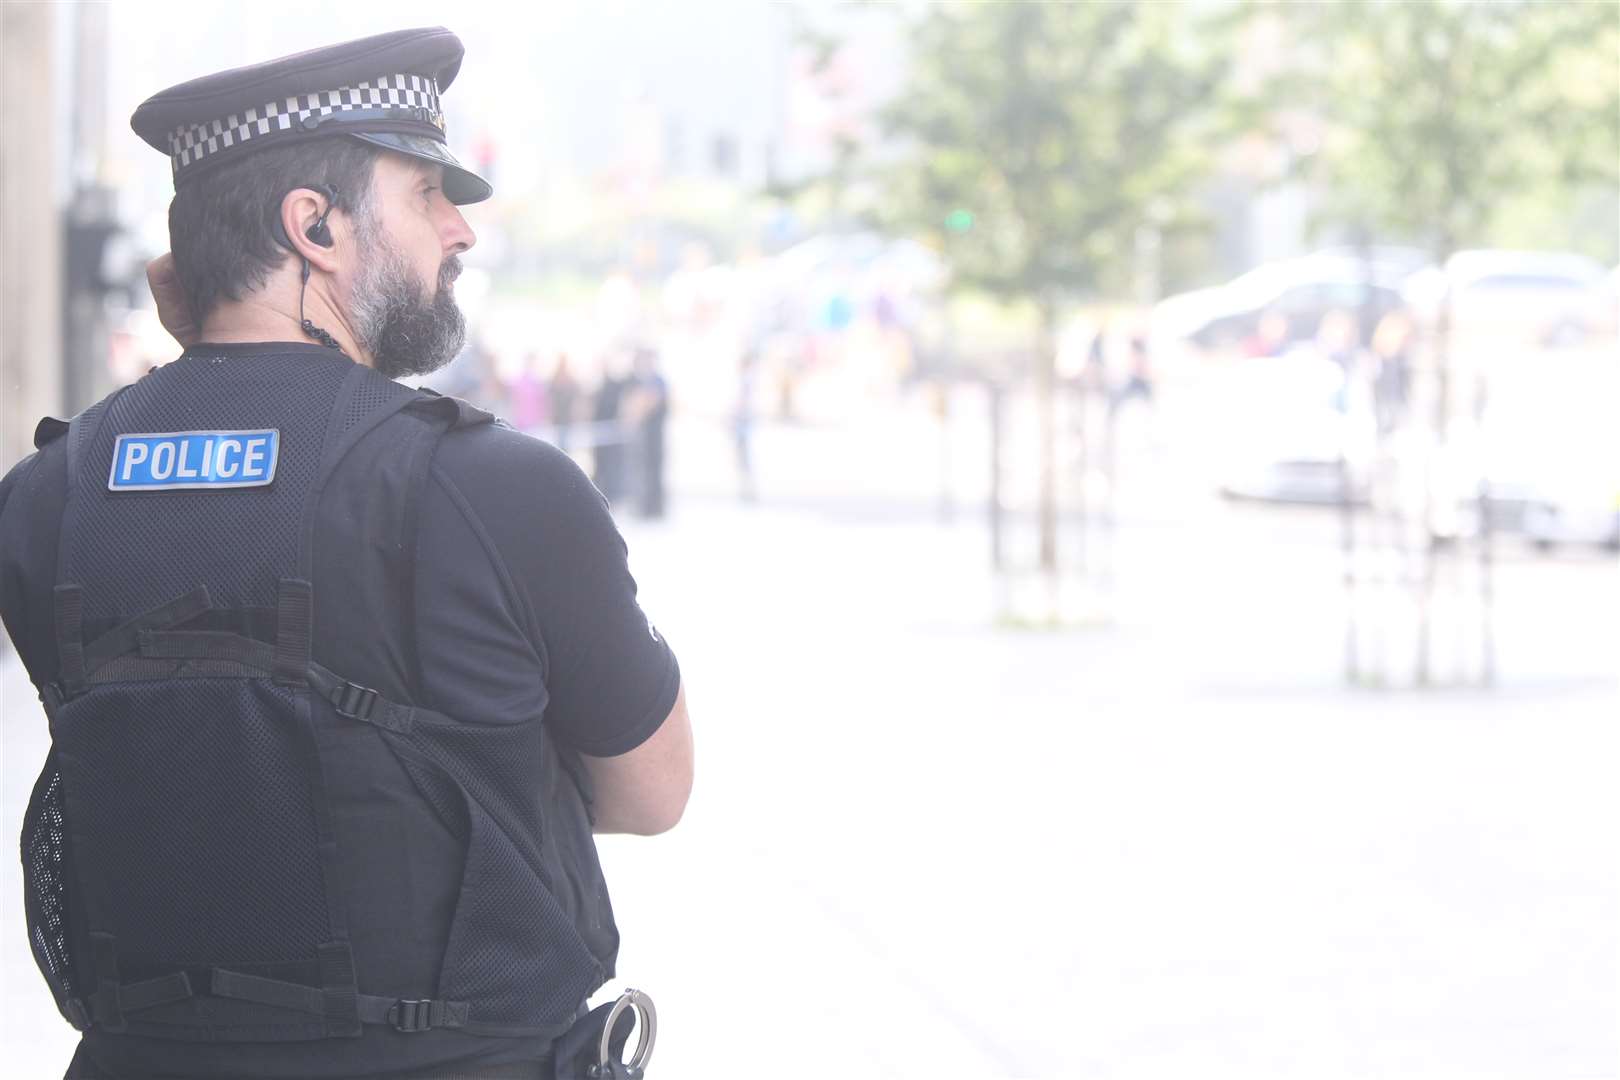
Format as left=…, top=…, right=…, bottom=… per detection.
left=423, top=424, right=679, bottom=756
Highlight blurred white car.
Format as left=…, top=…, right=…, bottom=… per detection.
left=1402, top=249, right=1610, bottom=347
left=1523, top=490, right=1620, bottom=551
left=1482, top=358, right=1620, bottom=551
left=1153, top=249, right=1424, bottom=353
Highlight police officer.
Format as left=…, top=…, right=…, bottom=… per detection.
left=0, top=27, right=692, bottom=1080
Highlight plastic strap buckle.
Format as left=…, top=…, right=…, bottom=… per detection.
left=40, top=682, right=67, bottom=722
left=388, top=998, right=436, bottom=1033
left=63, top=996, right=90, bottom=1032
left=331, top=682, right=379, bottom=721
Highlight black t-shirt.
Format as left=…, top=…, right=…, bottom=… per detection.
left=412, top=419, right=679, bottom=754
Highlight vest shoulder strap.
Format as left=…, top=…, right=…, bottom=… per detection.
left=411, top=386, right=496, bottom=429
left=34, top=415, right=69, bottom=449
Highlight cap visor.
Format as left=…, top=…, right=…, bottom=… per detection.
left=350, top=132, right=492, bottom=204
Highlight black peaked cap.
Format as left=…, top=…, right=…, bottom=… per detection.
left=130, top=26, right=491, bottom=204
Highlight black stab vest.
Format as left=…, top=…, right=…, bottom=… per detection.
left=20, top=349, right=615, bottom=1060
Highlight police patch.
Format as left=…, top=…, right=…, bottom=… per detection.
left=108, top=430, right=279, bottom=491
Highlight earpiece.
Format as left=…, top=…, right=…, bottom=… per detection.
left=273, top=182, right=339, bottom=251
left=305, top=188, right=336, bottom=247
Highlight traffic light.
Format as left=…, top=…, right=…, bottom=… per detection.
left=944, top=208, right=975, bottom=233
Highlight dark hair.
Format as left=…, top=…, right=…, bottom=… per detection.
left=167, top=137, right=381, bottom=323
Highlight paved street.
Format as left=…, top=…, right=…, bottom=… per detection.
left=598, top=452, right=1618, bottom=1079
left=4, top=398, right=1616, bottom=1078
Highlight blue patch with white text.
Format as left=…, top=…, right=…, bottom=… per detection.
left=108, top=430, right=280, bottom=491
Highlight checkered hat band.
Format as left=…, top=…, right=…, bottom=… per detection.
left=168, top=73, right=443, bottom=175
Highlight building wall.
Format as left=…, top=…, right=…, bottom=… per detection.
left=2, top=3, right=63, bottom=468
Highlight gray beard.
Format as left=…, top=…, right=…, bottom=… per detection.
left=349, top=227, right=466, bottom=379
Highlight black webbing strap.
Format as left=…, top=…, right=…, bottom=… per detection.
left=138, top=630, right=276, bottom=669
left=116, top=972, right=195, bottom=1013
left=84, top=970, right=195, bottom=1033
left=274, top=578, right=314, bottom=685
left=88, top=932, right=125, bottom=1032
left=209, top=967, right=470, bottom=1033
left=318, top=940, right=362, bottom=1038
left=82, top=587, right=212, bottom=674
left=210, top=967, right=324, bottom=1015
left=54, top=585, right=87, bottom=697
left=307, top=662, right=432, bottom=734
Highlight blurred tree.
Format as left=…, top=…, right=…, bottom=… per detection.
left=872, top=1, right=1232, bottom=576
left=1253, top=0, right=1619, bottom=687
left=1260, top=0, right=1620, bottom=262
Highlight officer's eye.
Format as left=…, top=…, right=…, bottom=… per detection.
left=421, top=186, right=439, bottom=202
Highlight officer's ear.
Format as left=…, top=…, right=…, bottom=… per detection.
left=277, top=186, right=342, bottom=275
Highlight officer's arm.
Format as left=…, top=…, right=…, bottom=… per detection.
left=580, top=681, right=693, bottom=836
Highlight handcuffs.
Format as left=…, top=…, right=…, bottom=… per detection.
left=579, top=988, right=656, bottom=1080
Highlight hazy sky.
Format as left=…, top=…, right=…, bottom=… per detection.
left=80, top=1, right=814, bottom=238
left=26, top=0, right=804, bottom=259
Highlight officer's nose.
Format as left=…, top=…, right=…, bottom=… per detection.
left=443, top=204, right=476, bottom=257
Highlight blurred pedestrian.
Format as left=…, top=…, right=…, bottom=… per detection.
left=1315, top=309, right=1363, bottom=413
left=629, top=346, right=670, bottom=519
left=432, top=334, right=505, bottom=413
left=1111, top=333, right=1155, bottom=415
left=506, top=350, right=549, bottom=433
left=1370, top=309, right=1416, bottom=434
left=592, top=356, right=630, bottom=503
left=1243, top=309, right=1291, bottom=357
left=734, top=349, right=759, bottom=503
left=1085, top=317, right=1111, bottom=394
left=549, top=351, right=580, bottom=451
left=1316, top=309, right=1361, bottom=367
